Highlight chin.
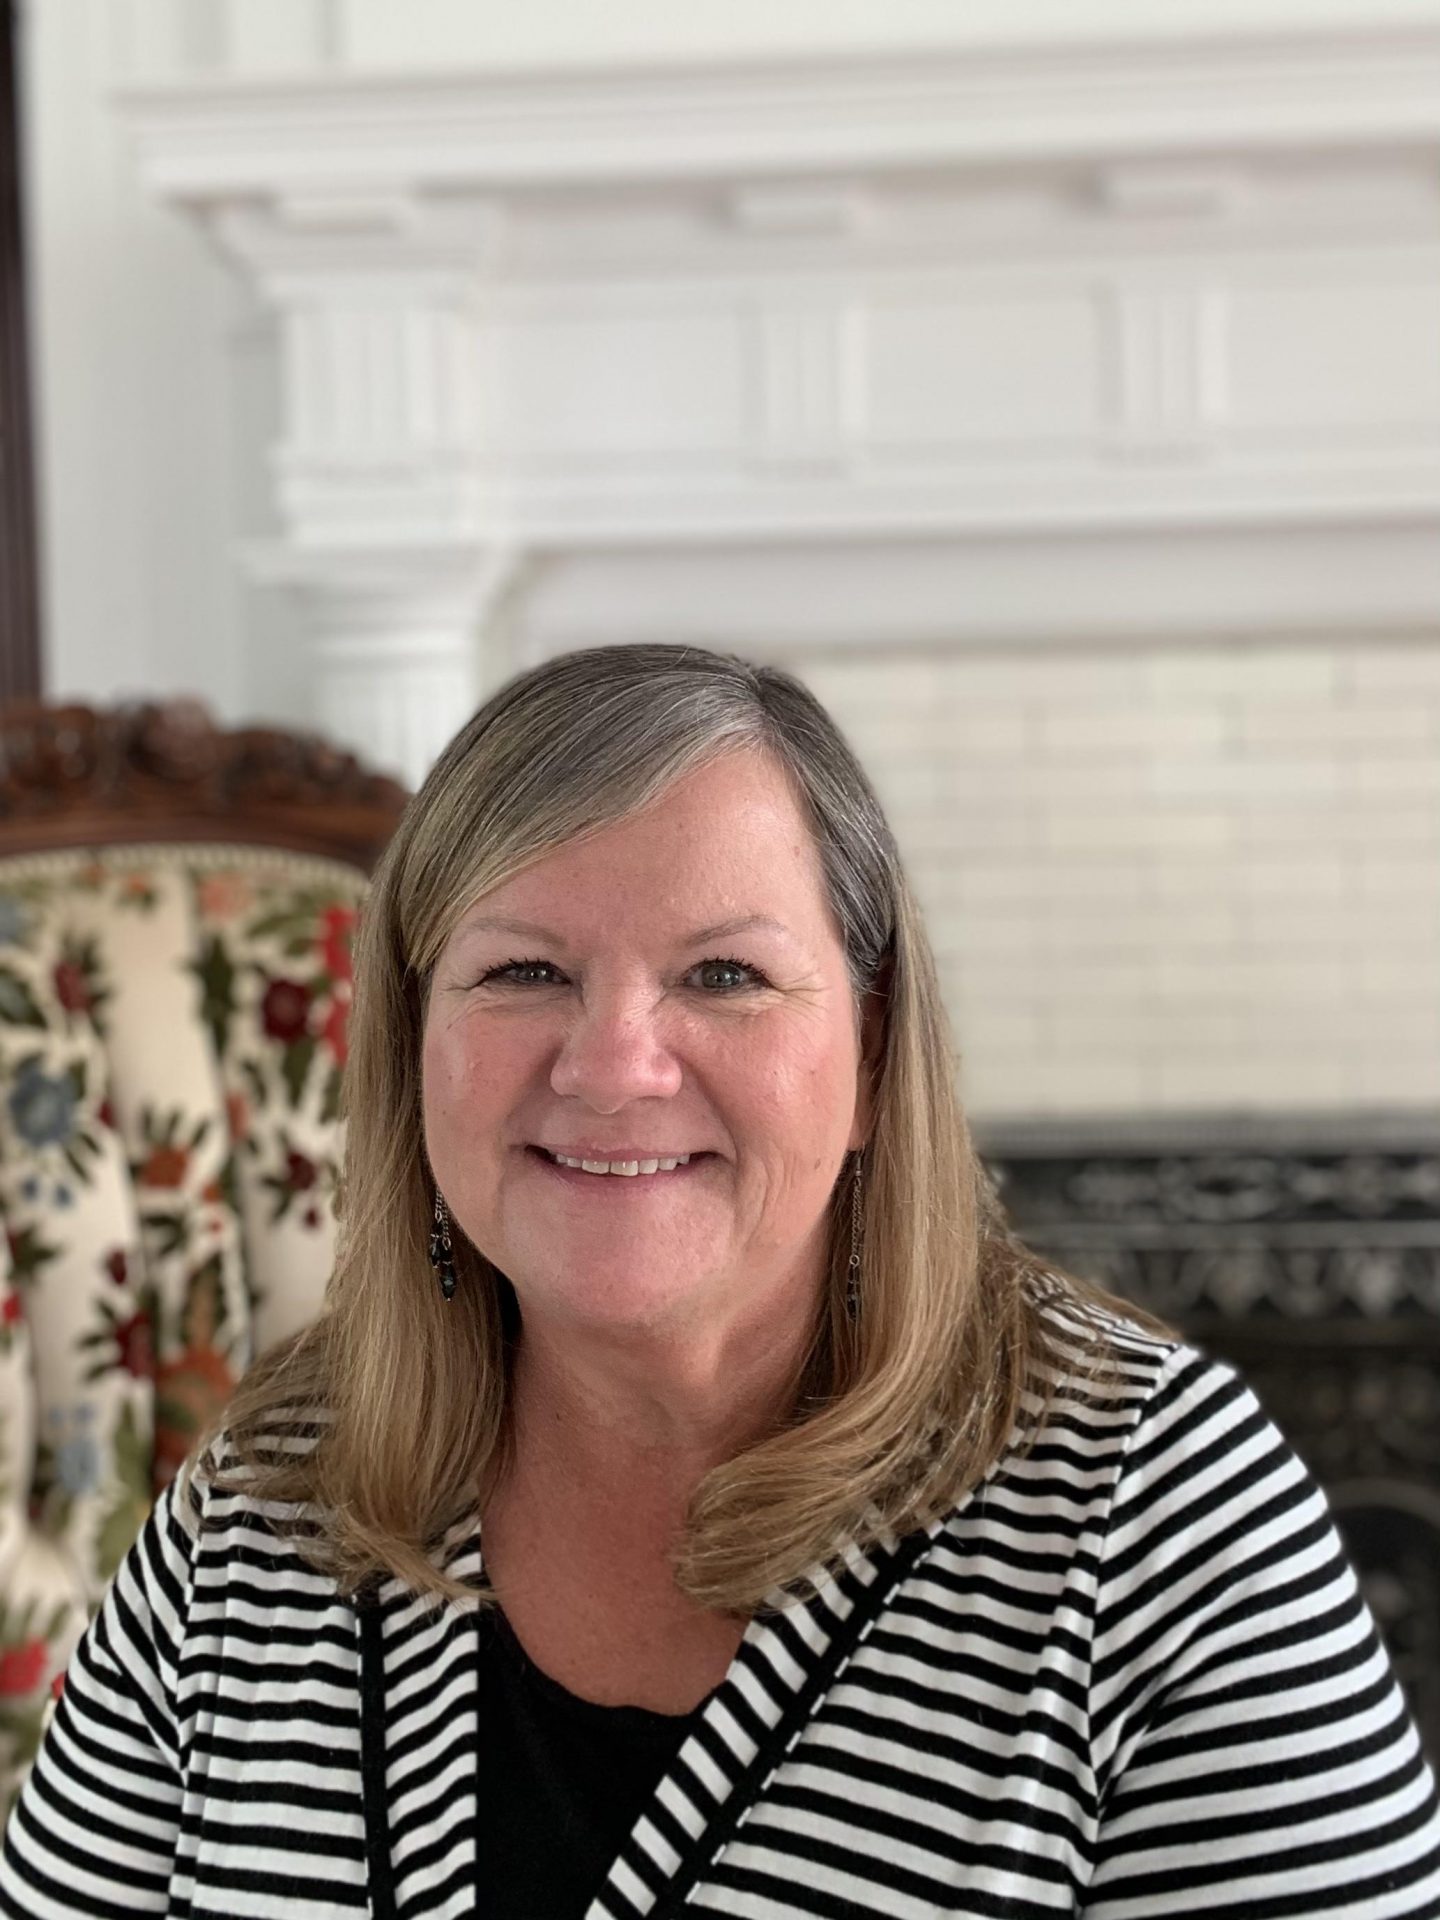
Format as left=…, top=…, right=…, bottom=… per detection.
left=512, top=1266, right=715, bottom=1333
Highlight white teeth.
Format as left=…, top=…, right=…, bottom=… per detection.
left=550, top=1151, right=692, bottom=1176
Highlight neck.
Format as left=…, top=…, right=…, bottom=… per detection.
left=501, top=1276, right=820, bottom=1517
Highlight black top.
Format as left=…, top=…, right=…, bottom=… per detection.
left=475, top=1603, right=720, bottom=1918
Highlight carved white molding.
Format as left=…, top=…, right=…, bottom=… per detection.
left=119, top=24, right=1440, bottom=774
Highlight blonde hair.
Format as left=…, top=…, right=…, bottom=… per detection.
left=182, top=643, right=1176, bottom=1615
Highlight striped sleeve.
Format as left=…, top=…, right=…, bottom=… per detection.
left=0, top=1470, right=200, bottom=1918
left=1084, top=1345, right=1440, bottom=1919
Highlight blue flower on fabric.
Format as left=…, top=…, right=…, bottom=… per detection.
left=56, top=1430, right=99, bottom=1497
left=0, top=894, right=27, bottom=946
left=8, top=1063, right=77, bottom=1149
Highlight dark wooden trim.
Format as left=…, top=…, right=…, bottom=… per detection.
left=0, top=699, right=409, bottom=871
left=0, top=0, right=41, bottom=703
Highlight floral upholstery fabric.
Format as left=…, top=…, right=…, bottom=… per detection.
left=0, top=845, right=366, bottom=1821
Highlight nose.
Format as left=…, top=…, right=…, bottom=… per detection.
left=547, top=989, right=684, bottom=1109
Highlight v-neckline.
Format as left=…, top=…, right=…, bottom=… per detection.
left=357, top=1498, right=949, bottom=1920
left=575, top=1512, right=943, bottom=1920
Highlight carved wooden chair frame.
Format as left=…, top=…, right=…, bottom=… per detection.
left=0, top=699, right=408, bottom=868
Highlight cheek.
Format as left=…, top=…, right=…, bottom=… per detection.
left=421, top=1017, right=513, bottom=1135
left=735, top=1026, right=856, bottom=1136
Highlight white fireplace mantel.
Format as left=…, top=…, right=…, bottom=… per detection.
left=121, top=23, right=1440, bottom=782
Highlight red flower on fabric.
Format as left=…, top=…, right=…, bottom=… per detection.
left=224, top=1090, right=249, bottom=1145
left=285, top=1151, right=317, bottom=1193
left=114, top=1310, right=155, bottom=1379
left=260, top=978, right=312, bottom=1043
left=97, top=1098, right=115, bottom=1129
left=139, top=1145, right=189, bottom=1189
left=103, top=1248, right=129, bottom=1286
left=0, top=1637, right=47, bottom=1697
left=318, top=904, right=356, bottom=982
left=52, top=961, right=91, bottom=1015
left=321, top=993, right=349, bottom=1067
left=2, top=1290, right=23, bottom=1325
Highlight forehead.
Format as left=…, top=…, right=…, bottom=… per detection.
left=446, top=752, right=838, bottom=947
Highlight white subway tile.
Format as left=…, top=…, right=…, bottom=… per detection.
left=1239, top=858, right=1349, bottom=900
left=1240, top=702, right=1436, bottom=747
left=1037, top=1057, right=1153, bottom=1110
left=868, top=763, right=947, bottom=812
left=1189, top=1051, right=1352, bottom=1104
left=1149, top=856, right=1241, bottom=903
left=1350, top=1050, right=1440, bottom=1102
left=1354, top=857, right=1440, bottom=899
left=1016, top=763, right=1151, bottom=804
left=907, top=809, right=1036, bottom=856
left=951, top=914, right=1049, bottom=957
left=1348, top=644, right=1440, bottom=696
left=1144, top=648, right=1246, bottom=702
left=1352, top=956, right=1440, bottom=997
left=800, top=657, right=947, bottom=713
left=1038, top=709, right=1227, bottom=756
left=1233, top=647, right=1345, bottom=699
left=1047, top=808, right=1235, bottom=853
left=1162, top=955, right=1349, bottom=1001
left=1227, top=759, right=1350, bottom=799
left=935, top=715, right=1030, bottom=758
left=957, top=1009, right=1047, bottom=1055
left=1344, top=807, right=1440, bottom=849
left=943, top=762, right=1039, bottom=804
left=1353, top=758, right=1440, bottom=797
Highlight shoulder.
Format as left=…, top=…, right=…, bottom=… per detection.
left=931, top=1284, right=1280, bottom=1553
left=979, top=1282, right=1333, bottom=1605
left=178, top=1409, right=335, bottom=1547
left=1018, top=1282, right=1215, bottom=1470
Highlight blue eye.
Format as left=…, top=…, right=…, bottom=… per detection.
left=694, top=955, right=765, bottom=992
left=475, top=955, right=769, bottom=992
left=478, top=956, right=556, bottom=986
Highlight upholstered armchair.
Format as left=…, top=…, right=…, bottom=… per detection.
left=0, top=700, right=406, bottom=1819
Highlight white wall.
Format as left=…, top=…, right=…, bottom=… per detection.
left=17, top=0, right=257, bottom=721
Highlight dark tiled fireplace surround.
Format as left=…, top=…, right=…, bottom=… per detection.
left=978, top=1111, right=1440, bottom=1765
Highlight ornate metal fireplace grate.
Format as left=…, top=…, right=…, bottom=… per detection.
left=977, top=1111, right=1440, bottom=1764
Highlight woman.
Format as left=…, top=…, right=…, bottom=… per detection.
left=2, top=642, right=1437, bottom=1919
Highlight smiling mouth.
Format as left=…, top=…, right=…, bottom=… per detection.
left=529, top=1146, right=708, bottom=1179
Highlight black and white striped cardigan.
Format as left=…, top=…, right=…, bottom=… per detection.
left=3, top=1304, right=1439, bottom=1918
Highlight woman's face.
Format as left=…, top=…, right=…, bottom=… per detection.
left=421, top=748, right=877, bottom=1343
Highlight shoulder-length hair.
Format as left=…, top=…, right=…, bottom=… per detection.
left=182, top=642, right=1175, bottom=1616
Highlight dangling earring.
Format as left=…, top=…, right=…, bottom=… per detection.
left=429, top=1189, right=458, bottom=1302
left=846, top=1153, right=863, bottom=1322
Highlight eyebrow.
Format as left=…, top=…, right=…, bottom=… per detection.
left=453, top=912, right=797, bottom=949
